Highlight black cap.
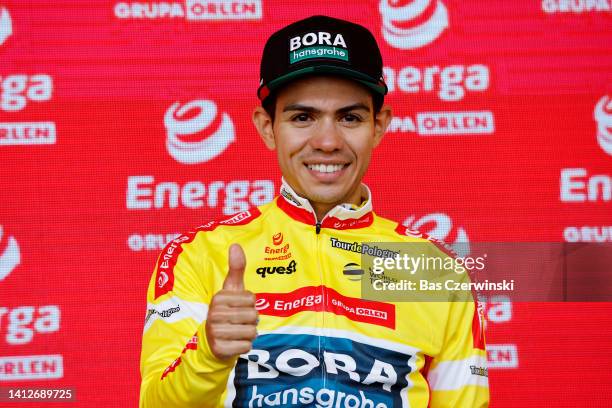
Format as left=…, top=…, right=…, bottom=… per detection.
left=258, top=15, right=387, bottom=102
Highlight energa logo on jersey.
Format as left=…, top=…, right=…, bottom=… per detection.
left=402, top=212, right=470, bottom=257
left=232, top=332, right=414, bottom=407
left=164, top=99, right=235, bottom=164
left=379, top=0, right=448, bottom=50
left=594, top=95, right=612, bottom=157
left=0, top=225, right=20, bottom=281
left=0, top=7, right=11, bottom=46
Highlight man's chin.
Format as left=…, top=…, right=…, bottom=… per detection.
left=302, top=188, right=349, bottom=207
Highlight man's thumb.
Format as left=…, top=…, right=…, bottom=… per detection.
left=223, top=243, right=246, bottom=291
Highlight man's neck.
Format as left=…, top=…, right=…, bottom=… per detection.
left=279, top=179, right=371, bottom=223
left=311, top=203, right=335, bottom=222
left=310, top=187, right=366, bottom=222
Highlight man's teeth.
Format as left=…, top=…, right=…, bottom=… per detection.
left=307, top=164, right=344, bottom=173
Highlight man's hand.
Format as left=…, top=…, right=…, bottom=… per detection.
left=205, top=244, right=258, bottom=360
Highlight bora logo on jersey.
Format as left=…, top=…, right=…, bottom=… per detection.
left=233, top=333, right=414, bottom=407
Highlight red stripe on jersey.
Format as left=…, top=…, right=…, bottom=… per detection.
left=394, top=223, right=423, bottom=238
left=276, top=195, right=316, bottom=225
left=161, top=333, right=198, bottom=380
left=321, top=212, right=373, bottom=230
left=154, top=234, right=193, bottom=300
left=277, top=195, right=374, bottom=230
left=394, top=223, right=460, bottom=258
left=421, top=354, right=433, bottom=407
left=256, top=285, right=396, bottom=329
left=154, top=208, right=261, bottom=299
left=160, top=356, right=182, bottom=380
left=472, top=300, right=486, bottom=351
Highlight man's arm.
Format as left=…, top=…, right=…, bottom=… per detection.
left=139, top=236, right=256, bottom=407
left=427, top=296, right=489, bottom=407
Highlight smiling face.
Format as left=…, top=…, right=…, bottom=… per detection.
left=253, top=76, right=392, bottom=219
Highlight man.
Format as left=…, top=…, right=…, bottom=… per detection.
left=140, top=15, right=489, bottom=407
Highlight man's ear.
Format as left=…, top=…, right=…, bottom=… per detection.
left=252, top=106, right=276, bottom=150
left=373, top=104, right=392, bottom=148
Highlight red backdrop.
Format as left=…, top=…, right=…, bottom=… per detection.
left=1, top=0, right=611, bottom=406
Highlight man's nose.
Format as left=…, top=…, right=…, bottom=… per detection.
left=309, top=118, right=344, bottom=152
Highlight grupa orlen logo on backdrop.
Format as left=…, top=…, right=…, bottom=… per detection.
left=0, top=6, right=11, bottom=45
left=114, top=1, right=262, bottom=20
left=0, top=225, right=20, bottom=281
left=164, top=100, right=235, bottom=164
left=379, top=0, right=448, bottom=50
left=594, top=95, right=612, bottom=157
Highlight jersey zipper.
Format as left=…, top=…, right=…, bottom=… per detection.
left=314, top=217, right=329, bottom=389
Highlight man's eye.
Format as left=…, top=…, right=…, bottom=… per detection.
left=292, top=113, right=311, bottom=122
left=342, top=113, right=362, bottom=122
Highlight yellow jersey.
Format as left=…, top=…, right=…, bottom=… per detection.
left=140, top=180, right=489, bottom=407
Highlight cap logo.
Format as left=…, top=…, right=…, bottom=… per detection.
left=289, top=32, right=348, bottom=64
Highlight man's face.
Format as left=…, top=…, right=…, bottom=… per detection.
left=254, top=76, right=391, bottom=215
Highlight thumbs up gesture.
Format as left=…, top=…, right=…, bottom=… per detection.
left=205, top=244, right=258, bottom=360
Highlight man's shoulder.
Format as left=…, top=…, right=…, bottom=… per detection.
left=159, top=200, right=275, bottom=252
left=370, top=211, right=424, bottom=240
left=192, top=199, right=277, bottom=239
left=371, top=212, right=459, bottom=258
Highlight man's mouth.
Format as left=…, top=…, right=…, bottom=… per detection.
left=305, top=163, right=348, bottom=174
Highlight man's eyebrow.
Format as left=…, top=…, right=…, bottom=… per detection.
left=282, top=104, right=319, bottom=113
left=282, top=103, right=371, bottom=113
left=336, top=103, right=371, bottom=114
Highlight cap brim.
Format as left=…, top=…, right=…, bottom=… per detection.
left=258, top=65, right=387, bottom=101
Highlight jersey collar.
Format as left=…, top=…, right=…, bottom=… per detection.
left=276, top=178, right=374, bottom=230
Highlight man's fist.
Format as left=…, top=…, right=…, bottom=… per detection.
left=205, top=244, right=258, bottom=360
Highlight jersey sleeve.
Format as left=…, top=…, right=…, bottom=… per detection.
left=427, top=292, right=489, bottom=407
left=139, top=233, right=235, bottom=407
